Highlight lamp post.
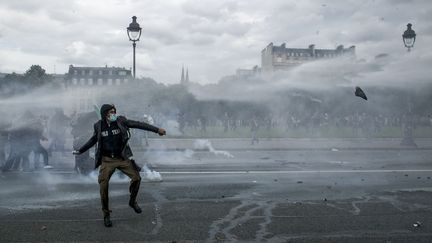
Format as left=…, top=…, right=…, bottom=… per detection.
left=400, top=23, right=417, bottom=147
left=402, top=23, right=416, bottom=52
left=127, top=16, right=142, bottom=79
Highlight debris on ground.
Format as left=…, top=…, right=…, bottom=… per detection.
left=355, top=86, right=368, bottom=100
left=413, top=221, right=422, bottom=228
left=41, top=226, right=47, bottom=231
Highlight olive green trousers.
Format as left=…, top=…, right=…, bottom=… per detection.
left=98, top=156, right=141, bottom=216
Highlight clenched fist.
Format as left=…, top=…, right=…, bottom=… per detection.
left=158, top=128, right=166, bottom=136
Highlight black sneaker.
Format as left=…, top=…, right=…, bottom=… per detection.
left=129, top=202, right=142, bottom=214
left=104, top=215, right=112, bottom=227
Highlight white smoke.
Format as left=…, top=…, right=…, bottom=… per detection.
left=142, top=164, right=163, bottom=182
left=193, top=139, right=234, bottom=158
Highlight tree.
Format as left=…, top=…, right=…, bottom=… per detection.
left=23, top=65, right=53, bottom=87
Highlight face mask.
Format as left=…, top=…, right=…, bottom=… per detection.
left=108, top=114, right=117, bottom=122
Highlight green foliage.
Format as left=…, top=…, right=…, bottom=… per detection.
left=0, top=65, right=53, bottom=96
left=23, top=65, right=53, bottom=86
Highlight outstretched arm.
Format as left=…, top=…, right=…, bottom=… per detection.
left=124, top=118, right=166, bottom=136
left=74, top=128, right=97, bottom=154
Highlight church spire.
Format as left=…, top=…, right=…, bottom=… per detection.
left=180, top=65, right=185, bottom=84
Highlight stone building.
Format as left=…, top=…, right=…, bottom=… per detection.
left=261, top=43, right=355, bottom=73
left=64, top=65, right=133, bottom=113
left=65, top=65, right=132, bottom=87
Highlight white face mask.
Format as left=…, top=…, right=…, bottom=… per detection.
left=108, top=114, right=117, bottom=122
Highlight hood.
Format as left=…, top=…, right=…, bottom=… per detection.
left=100, top=104, right=116, bottom=119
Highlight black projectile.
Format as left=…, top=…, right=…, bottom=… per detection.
left=355, top=86, right=367, bottom=100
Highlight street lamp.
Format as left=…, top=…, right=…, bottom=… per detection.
left=402, top=23, right=416, bottom=52
left=400, top=23, right=417, bottom=147
left=127, top=16, right=142, bottom=79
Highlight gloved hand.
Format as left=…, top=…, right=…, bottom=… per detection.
left=72, top=150, right=81, bottom=155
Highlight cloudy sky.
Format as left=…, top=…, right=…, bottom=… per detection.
left=0, top=0, right=431, bottom=84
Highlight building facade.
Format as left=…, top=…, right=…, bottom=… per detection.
left=65, top=65, right=132, bottom=87
left=261, top=43, right=355, bottom=73
left=64, top=65, right=133, bottom=113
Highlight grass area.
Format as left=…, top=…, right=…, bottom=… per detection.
left=157, top=126, right=432, bottom=138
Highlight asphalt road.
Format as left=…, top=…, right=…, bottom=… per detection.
left=1, top=147, right=432, bottom=242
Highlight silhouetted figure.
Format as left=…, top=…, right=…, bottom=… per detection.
left=48, top=108, right=70, bottom=153
left=0, top=122, right=10, bottom=168
left=71, top=111, right=98, bottom=175
left=250, top=118, right=260, bottom=145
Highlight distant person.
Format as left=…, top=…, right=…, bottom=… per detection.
left=250, top=118, right=260, bottom=145
left=73, top=104, right=166, bottom=227
left=3, top=126, right=31, bottom=172
left=48, top=108, right=70, bottom=153
left=71, top=111, right=98, bottom=175
left=2, top=112, right=39, bottom=172
left=31, top=133, right=51, bottom=169
left=0, top=123, right=10, bottom=168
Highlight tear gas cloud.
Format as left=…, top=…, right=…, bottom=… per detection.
left=189, top=51, right=432, bottom=101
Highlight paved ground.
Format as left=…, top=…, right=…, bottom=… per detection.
left=1, top=139, right=432, bottom=242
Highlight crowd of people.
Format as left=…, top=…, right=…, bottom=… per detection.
left=0, top=109, right=70, bottom=172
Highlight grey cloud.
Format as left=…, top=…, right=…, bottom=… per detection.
left=0, top=0, right=431, bottom=84
left=181, top=0, right=238, bottom=21
left=46, top=9, right=82, bottom=24
left=187, top=33, right=215, bottom=46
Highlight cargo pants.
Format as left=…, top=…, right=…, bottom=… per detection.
left=98, top=156, right=141, bottom=216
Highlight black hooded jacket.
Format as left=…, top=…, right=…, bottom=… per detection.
left=77, top=104, right=160, bottom=169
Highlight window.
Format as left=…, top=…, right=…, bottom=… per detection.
left=81, top=70, right=85, bottom=75
left=72, top=78, right=77, bottom=85
left=124, top=78, right=129, bottom=83
left=88, top=78, right=93, bottom=85
left=99, top=70, right=103, bottom=75
left=97, top=78, right=103, bottom=85
left=275, top=54, right=283, bottom=62
left=109, top=70, right=113, bottom=75
left=89, top=70, right=93, bottom=75
left=107, top=79, right=113, bottom=85
left=74, top=70, right=78, bottom=75
left=80, top=78, right=85, bottom=85
left=119, top=71, right=127, bottom=76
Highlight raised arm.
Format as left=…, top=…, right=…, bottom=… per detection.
left=123, top=117, right=166, bottom=135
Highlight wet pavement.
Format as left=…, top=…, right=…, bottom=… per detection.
left=1, top=142, right=432, bottom=242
